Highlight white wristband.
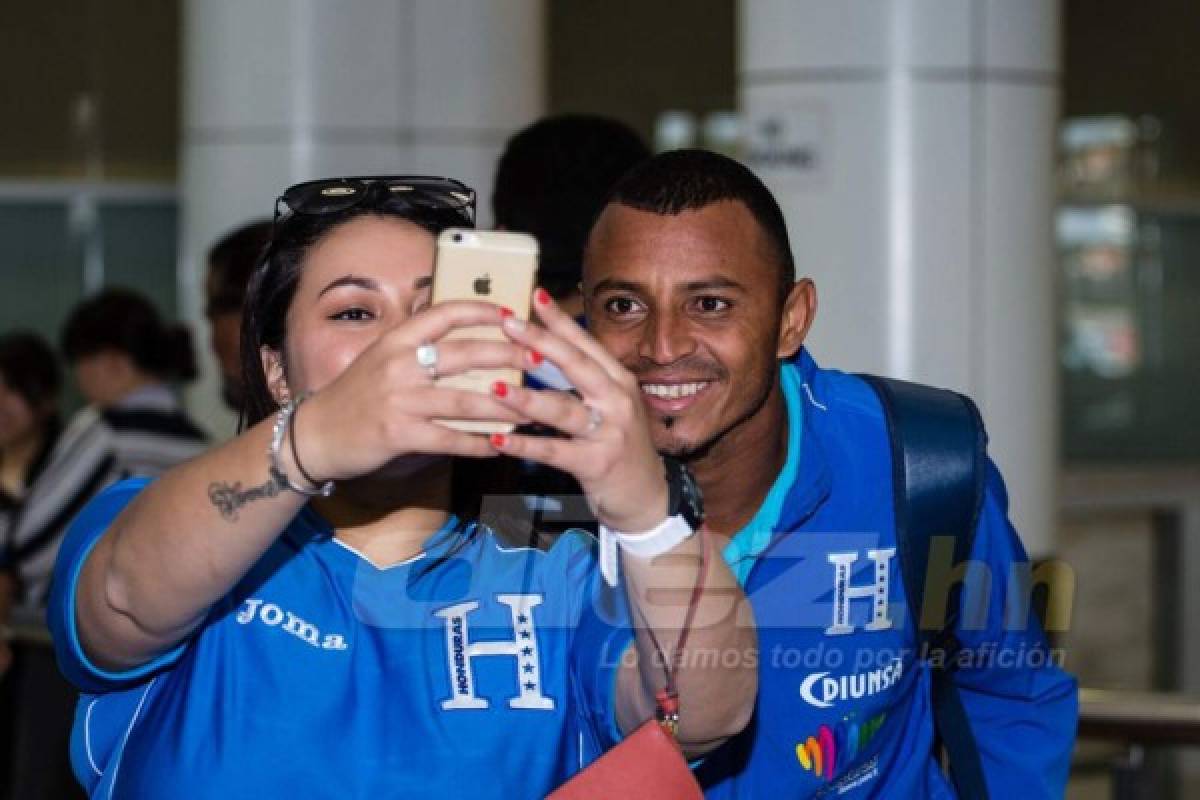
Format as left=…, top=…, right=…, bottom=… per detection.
left=598, top=515, right=696, bottom=587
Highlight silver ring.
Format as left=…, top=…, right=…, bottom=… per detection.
left=415, top=343, right=439, bottom=379
left=584, top=404, right=603, bottom=435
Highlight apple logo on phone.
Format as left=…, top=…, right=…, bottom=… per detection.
left=473, top=273, right=492, bottom=296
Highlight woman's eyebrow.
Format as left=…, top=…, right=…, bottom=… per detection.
left=317, top=275, right=380, bottom=298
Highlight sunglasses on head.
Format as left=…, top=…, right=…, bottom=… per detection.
left=273, top=175, right=476, bottom=227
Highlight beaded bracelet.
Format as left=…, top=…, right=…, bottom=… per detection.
left=269, top=393, right=334, bottom=497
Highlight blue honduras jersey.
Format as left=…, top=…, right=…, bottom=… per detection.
left=48, top=480, right=631, bottom=799
left=696, top=351, right=1078, bottom=798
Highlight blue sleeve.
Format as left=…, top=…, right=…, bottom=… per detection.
left=556, top=531, right=635, bottom=755
left=950, top=460, right=1078, bottom=798
left=47, top=478, right=190, bottom=694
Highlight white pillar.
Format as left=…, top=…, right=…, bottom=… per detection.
left=180, top=0, right=544, bottom=437
left=740, top=0, right=1060, bottom=557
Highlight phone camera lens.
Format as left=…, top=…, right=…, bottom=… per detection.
left=452, top=232, right=464, bottom=243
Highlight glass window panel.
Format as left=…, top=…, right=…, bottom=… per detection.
left=1061, top=207, right=1200, bottom=462
left=0, top=201, right=83, bottom=343
left=98, top=201, right=179, bottom=318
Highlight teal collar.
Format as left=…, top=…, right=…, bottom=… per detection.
left=721, top=363, right=804, bottom=586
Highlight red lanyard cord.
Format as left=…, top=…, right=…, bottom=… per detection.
left=628, top=527, right=710, bottom=735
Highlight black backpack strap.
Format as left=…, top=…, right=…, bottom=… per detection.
left=859, top=374, right=990, bottom=800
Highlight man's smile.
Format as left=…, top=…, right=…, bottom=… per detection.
left=639, top=380, right=714, bottom=413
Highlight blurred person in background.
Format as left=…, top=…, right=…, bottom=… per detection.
left=492, top=113, right=650, bottom=321
left=204, top=220, right=273, bottom=413
left=0, top=331, right=113, bottom=800
left=61, top=288, right=209, bottom=478
left=480, top=115, right=651, bottom=536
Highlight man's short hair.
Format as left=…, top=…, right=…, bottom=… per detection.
left=606, top=149, right=796, bottom=296
left=492, top=114, right=650, bottom=299
left=205, top=219, right=273, bottom=318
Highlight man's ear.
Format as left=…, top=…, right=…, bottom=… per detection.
left=260, top=346, right=289, bottom=407
left=777, top=278, right=817, bottom=360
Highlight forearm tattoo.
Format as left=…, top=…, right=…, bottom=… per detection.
left=207, top=471, right=284, bottom=522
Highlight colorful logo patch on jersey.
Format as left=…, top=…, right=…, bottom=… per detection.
left=795, top=712, right=886, bottom=782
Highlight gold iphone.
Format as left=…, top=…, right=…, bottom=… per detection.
left=431, top=228, right=538, bottom=434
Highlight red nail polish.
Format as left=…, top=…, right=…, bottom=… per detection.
left=535, top=288, right=550, bottom=306
left=499, top=306, right=514, bottom=318
left=529, top=350, right=543, bottom=366
left=492, top=380, right=508, bottom=398
left=490, top=433, right=507, bottom=448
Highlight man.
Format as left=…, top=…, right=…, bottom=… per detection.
left=204, top=219, right=272, bottom=412
left=581, top=149, right=1077, bottom=797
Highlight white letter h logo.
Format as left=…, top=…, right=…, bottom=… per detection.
left=825, top=548, right=896, bottom=635
left=437, top=594, right=554, bottom=711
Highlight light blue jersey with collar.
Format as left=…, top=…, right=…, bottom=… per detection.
left=48, top=480, right=631, bottom=799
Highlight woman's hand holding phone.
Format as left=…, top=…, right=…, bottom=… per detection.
left=290, top=301, right=532, bottom=482
left=487, top=288, right=670, bottom=535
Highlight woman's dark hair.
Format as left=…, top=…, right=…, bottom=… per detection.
left=0, top=330, right=62, bottom=413
left=61, top=289, right=198, bottom=383
left=239, top=196, right=472, bottom=429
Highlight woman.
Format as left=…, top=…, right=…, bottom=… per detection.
left=49, top=176, right=755, bottom=798
left=61, top=288, right=209, bottom=478
left=0, top=333, right=59, bottom=508
left=1, top=331, right=116, bottom=631
left=1, top=331, right=112, bottom=800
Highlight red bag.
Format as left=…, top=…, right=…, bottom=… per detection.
left=546, top=717, right=703, bottom=799
left=548, top=530, right=711, bottom=800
